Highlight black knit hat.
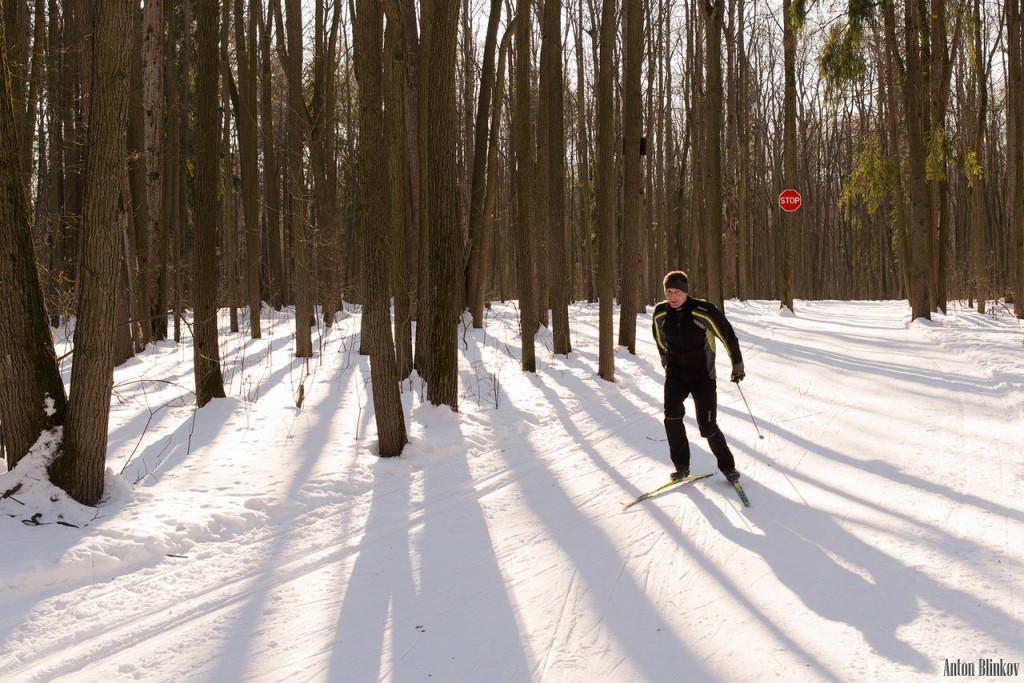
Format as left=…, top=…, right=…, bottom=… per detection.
left=663, top=270, right=689, bottom=293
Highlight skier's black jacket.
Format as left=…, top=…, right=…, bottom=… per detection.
left=652, top=297, right=742, bottom=382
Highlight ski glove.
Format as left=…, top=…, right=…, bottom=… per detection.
left=730, top=362, right=745, bottom=383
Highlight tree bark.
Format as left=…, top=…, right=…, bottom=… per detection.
left=143, top=0, right=164, bottom=340
left=702, top=0, right=724, bottom=307
left=356, top=0, right=408, bottom=453
left=969, top=0, right=988, bottom=313
left=466, top=0, right=503, bottom=328
left=779, top=0, right=798, bottom=312
left=888, top=0, right=933, bottom=320
left=514, top=0, right=537, bottom=373
left=277, top=0, right=314, bottom=358
left=232, top=0, right=263, bottom=338
left=426, top=0, right=465, bottom=404
left=49, top=0, right=132, bottom=505
left=542, top=0, right=571, bottom=354
left=193, top=0, right=227, bottom=406
left=618, top=0, right=643, bottom=353
left=384, top=20, right=414, bottom=379
left=259, top=0, right=284, bottom=310
left=1009, top=0, right=1024, bottom=317
left=0, top=9, right=67, bottom=469
left=596, top=0, right=617, bottom=381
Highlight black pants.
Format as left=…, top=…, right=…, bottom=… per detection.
left=663, top=374, right=736, bottom=473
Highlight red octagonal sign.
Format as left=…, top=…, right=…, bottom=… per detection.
left=779, top=188, right=802, bottom=212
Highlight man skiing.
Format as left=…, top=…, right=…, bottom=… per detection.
left=652, top=270, right=745, bottom=483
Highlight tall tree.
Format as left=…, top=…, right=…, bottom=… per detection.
left=968, top=0, right=990, bottom=313
left=143, top=0, right=164, bottom=340
left=384, top=19, right=414, bottom=379
left=0, top=2, right=67, bottom=469
left=779, top=0, right=800, bottom=313
left=823, top=0, right=934, bottom=319
left=259, top=0, right=285, bottom=310
left=192, top=0, right=227, bottom=406
left=391, top=0, right=422, bottom=379
left=232, top=0, right=263, bottom=338
left=356, top=0, right=408, bottom=453
left=596, top=0, right=616, bottom=381
left=733, top=0, right=752, bottom=300
left=426, top=0, right=466, bottom=404
left=1010, top=0, right=1024, bottom=317
left=542, top=0, right=571, bottom=354
left=702, top=0, right=725, bottom=307
left=514, top=0, right=537, bottom=373
left=929, top=0, right=949, bottom=313
left=618, top=0, right=643, bottom=352
left=309, top=0, right=342, bottom=324
left=3, top=0, right=32, bottom=180
left=466, top=0, right=503, bottom=328
left=889, top=0, right=934, bottom=320
left=49, top=0, right=133, bottom=505
left=278, top=0, right=315, bottom=358
left=126, top=2, right=150, bottom=352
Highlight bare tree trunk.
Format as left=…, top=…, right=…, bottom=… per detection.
left=220, top=1, right=240, bottom=334
left=0, top=11, right=67, bottom=469
left=884, top=0, right=933, bottom=320
left=193, top=0, right=227, bottom=406
left=969, top=0, right=989, bottom=313
left=126, top=3, right=149, bottom=351
left=221, top=66, right=239, bottom=334
left=277, top=0, right=314, bottom=358
left=309, top=0, right=341, bottom=326
left=480, top=22, right=515, bottom=311
left=929, top=0, right=957, bottom=313
left=143, top=0, right=164, bottom=340
left=702, top=0, right=724, bottom=307
left=596, top=0, right=616, bottom=381
left=618, top=0, right=643, bottom=353
left=232, top=0, right=263, bottom=338
left=573, top=0, right=594, bottom=304
left=536, top=4, right=551, bottom=331
left=396, top=0, right=421, bottom=314
left=174, top=0, right=192, bottom=343
left=688, top=0, right=705, bottom=287
left=466, top=0, right=503, bottom=328
left=49, top=0, right=132, bottom=505
left=4, top=0, right=31, bottom=180
left=384, top=21, right=414, bottom=379
left=426, top=0, right=465, bottom=405
left=414, top=0, right=433, bottom=379
left=155, top=0, right=177, bottom=341
left=779, top=0, right=798, bottom=313
left=1009, top=0, right=1024, bottom=317
left=259, top=0, right=284, bottom=310
left=542, top=0, right=570, bottom=354
left=514, top=0, right=537, bottom=373
left=356, top=0, right=408, bottom=454
left=734, top=0, right=751, bottom=300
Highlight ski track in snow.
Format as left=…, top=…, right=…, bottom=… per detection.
left=1, top=300, right=1023, bottom=682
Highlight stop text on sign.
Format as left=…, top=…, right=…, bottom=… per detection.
left=779, top=189, right=802, bottom=212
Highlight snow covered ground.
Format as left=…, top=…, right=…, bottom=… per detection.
left=1, top=299, right=1022, bottom=682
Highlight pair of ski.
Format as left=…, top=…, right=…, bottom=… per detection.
left=623, top=473, right=749, bottom=509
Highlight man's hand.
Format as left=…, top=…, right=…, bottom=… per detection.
left=731, top=362, right=745, bottom=383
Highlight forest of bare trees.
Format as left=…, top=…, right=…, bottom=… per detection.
left=1, top=0, right=1022, bottom=502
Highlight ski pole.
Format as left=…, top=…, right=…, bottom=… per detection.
left=735, top=381, right=764, bottom=440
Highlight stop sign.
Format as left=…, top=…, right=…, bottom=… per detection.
left=779, top=188, right=802, bottom=212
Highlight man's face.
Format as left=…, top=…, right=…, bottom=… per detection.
left=665, top=287, right=687, bottom=308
